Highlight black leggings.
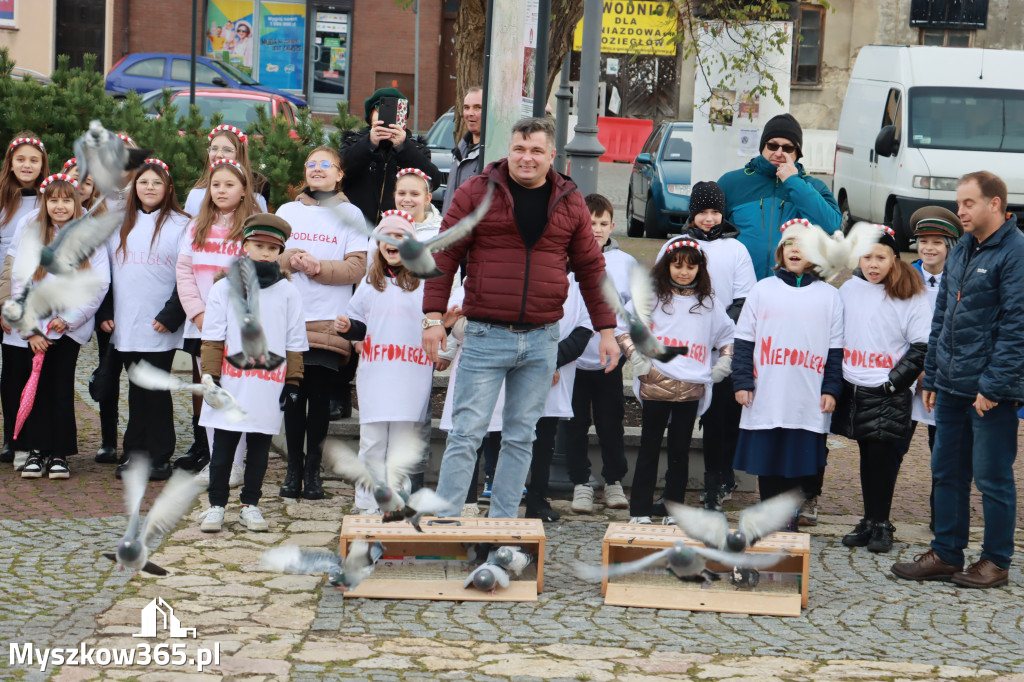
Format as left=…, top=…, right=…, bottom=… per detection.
left=209, top=429, right=272, bottom=507
left=858, top=438, right=907, bottom=522
left=701, top=376, right=741, bottom=488
left=25, top=337, right=81, bottom=457
left=96, top=329, right=121, bottom=448
left=283, top=363, right=336, bottom=461
left=758, top=470, right=824, bottom=502
left=526, top=416, right=559, bottom=508
left=120, top=350, right=176, bottom=465
left=630, top=399, right=699, bottom=517
left=2, top=343, right=33, bottom=448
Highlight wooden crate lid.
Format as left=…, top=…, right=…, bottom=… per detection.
left=341, top=516, right=546, bottom=542
left=603, top=522, right=809, bottom=553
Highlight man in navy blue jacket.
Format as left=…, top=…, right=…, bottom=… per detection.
left=892, top=171, right=1024, bottom=589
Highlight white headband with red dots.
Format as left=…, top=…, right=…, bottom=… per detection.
left=9, top=137, right=45, bottom=152
left=877, top=224, right=896, bottom=238
left=62, top=158, right=77, bottom=172
left=39, top=173, right=79, bottom=190
left=381, top=209, right=414, bottom=224
left=208, top=124, right=248, bottom=145
left=666, top=238, right=702, bottom=254
left=396, top=167, right=431, bottom=185
left=144, top=158, right=170, bottom=172
left=780, top=218, right=813, bottom=232
left=209, top=158, right=245, bottom=174
left=117, top=133, right=136, bottom=147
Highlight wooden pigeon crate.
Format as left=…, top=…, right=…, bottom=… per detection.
left=339, top=516, right=546, bottom=602
left=601, top=523, right=810, bottom=617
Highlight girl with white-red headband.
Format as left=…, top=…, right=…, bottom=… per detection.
left=616, top=238, right=735, bottom=524
left=334, top=210, right=459, bottom=515
left=4, top=174, right=110, bottom=480
left=362, top=168, right=443, bottom=269
left=731, top=219, right=844, bottom=529
left=175, top=158, right=260, bottom=483
left=274, top=146, right=367, bottom=500
left=831, top=224, right=930, bottom=554
left=184, top=125, right=268, bottom=216
left=97, top=159, right=190, bottom=480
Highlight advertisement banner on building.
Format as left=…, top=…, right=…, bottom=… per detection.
left=206, top=0, right=257, bottom=74
left=0, top=0, right=15, bottom=28
left=259, top=2, right=305, bottom=90
left=572, top=0, right=677, bottom=56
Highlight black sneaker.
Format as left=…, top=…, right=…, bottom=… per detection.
left=149, top=462, right=173, bottom=481
left=21, top=453, right=45, bottom=479
left=95, top=446, right=118, bottom=464
left=867, top=521, right=895, bottom=553
left=0, top=442, right=13, bottom=463
left=842, top=518, right=875, bottom=547
left=173, top=451, right=209, bottom=473
left=703, top=489, right=723, bottom=512
left=525, top=503, right=561, bottom=523
left=47, top=456, right=70, bottom=479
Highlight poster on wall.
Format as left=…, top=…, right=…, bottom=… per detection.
left=572, top=0, right=676, bottom=57
left=0, top=0, right=15, bottom=28
left=259, top=2, right=305, bottom=90
left=206, top=0, right=257, bottom=74
left=521, top=0, right=539, bottom=117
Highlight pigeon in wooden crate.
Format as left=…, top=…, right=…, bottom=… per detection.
left=260, top=540, right=385, bottom=591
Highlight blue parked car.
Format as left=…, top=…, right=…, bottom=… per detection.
left=105, top=53, right=307, bottom=109
left=626, top=121, right=693, bottom=239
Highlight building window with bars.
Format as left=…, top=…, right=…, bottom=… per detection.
left=910, top=0, right=988, bottom=28
left=792, top=3, right=825, bottom=86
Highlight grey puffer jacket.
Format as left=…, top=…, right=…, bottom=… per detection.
left=923, top=215, right=1024, bottom=401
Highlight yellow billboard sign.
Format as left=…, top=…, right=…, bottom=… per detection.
left=573, top=1, right=677, bottom=56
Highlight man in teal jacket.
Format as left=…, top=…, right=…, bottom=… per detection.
left=718, top=113, right=842, bottom=279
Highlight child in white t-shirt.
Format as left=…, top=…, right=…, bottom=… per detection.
left=198, top=214, right=308, bottom=533
left=732, top=222, right=844, bottom=528
left=617, top=239, right=735, bottom=524
left=832, top=226, right=930, bottom=553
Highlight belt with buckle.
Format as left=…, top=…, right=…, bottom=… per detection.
left=471, top=318, right=555, bottom=333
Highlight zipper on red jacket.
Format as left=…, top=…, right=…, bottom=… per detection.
left=516, top=183, right=573, bottom=323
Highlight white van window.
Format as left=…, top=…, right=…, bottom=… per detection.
left=882, top=89, right=902, bottom=145
left=909, top=87, right=1024, bottom=153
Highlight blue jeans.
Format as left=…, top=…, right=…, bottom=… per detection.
left=435, top=321, right=559, bottom=518
left=931, top=391, right=1019, bottom=569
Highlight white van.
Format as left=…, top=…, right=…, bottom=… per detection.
left=833, top=46, right=1024, bottom=247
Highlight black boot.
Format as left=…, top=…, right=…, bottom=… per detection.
left=842, top=518, right=875, bottom=547
left=302, top=450, right=325, bottom=500
left=279, top=453, right=303, bottom=498
left=95, top=445, right=118, bottom=464
left=867, top=520, right=895, bottom=553
left=703, top=471, right=722, bottom=511
left=175, top=421, right=210, bottom=471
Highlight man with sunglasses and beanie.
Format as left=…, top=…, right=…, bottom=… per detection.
left=718, top=113, right=842, bottom=279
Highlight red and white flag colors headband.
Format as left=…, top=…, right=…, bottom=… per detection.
left=666, top=238, right=701, bottom=253
left=117, top=133, right=136, bottom=147
left=144, top=158, right=170, bottom=172
left=39, top=173, right=78, bottom=190
left=780, top=218, right=812, bottom=232
left=381, top=209, right=414, bottom=224
left=210, top=158, right=245, bottom=173
left=9, top=137, right=45, bottom=152
left=396, top=167, right=431, bottom=184
left=875, top=224, right=896, bottom=238
left=208, top=124, right=248, bottom=145
left=62, top=158, right=77, bottom=172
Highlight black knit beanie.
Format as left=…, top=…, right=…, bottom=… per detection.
left=364, top=87, right=406, bottom=125
left=760, top=113, right=803, bottom=159
left=688, top=181, right=725, bottom=216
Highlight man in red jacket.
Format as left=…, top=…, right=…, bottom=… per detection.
left=422, top=116, right=619, bottom=519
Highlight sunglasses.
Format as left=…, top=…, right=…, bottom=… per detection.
left=765, top=142, right=797, bottom=154
left=305, top=160, right=337, bottom=169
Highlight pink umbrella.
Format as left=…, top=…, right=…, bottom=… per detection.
left=13, top=352, right=45, bottom=441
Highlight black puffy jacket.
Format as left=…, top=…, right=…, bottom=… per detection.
left=831, top=342, right=927, bottom=442
left=339, top=129, right=440, bottom=224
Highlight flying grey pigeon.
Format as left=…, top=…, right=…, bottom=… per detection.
left=73, top=120, right=151, bottom=199
left=464, top=562, right=511, bottom=592
left=1, top=261, right=102, bottom=339
left=664, top=489, right=804, bottom=553
left=102, top=456, right=205, bottom=576
left=225, top=257, right=284, bottom=371
left=333, top=182, right=495, bottom=279
left=259, top=540, right=385, bottom=591
left=126, top=360, right=247, bottom=423
left=323, top=434, right=451, bottom=531
left=576, top=539, right=781, bottom=585
left=602, top=266, right=689, bottom=363
left=492, top=546, right=533, bottom=576
left=18, top=209, right=123, bottom=276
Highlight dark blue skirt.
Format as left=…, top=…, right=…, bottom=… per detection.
left=733, top=428, right=828, bottom=478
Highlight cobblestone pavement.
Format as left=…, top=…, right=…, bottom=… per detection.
left=2, top=339, right=1024, bottom=681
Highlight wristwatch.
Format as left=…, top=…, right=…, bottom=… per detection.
left=421, top=317, right=443, bottom=330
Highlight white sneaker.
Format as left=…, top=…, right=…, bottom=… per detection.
left=604, top=482, right=629, bottom=509
left=571, top=484, right=595, bottom=514
left=194, top=463, right=211, bottom=487
left=461, top=503, right=479, bottom=518
left=239, top=505, right=269, bottom=531
left=357, top=507, right=380, bottom=516
left=229, top=463, right=244, bottom=488
left=13, top=451, right=29, bottom=471
left=629, top=516, right=653, bottom=525
left=662, top=515, right=677, bottom=526
left=199, top=505, right=225, bottom=532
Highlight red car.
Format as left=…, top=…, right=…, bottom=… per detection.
left=141, top=87, right=300, bottom=138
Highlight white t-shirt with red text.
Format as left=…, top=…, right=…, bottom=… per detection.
left=347, top=279, right=433, bottom=424
left=839, top=276, right=931, bottom=388
left=735, top=276, right=844, bottom=433
left=199, top=276, right=308, bottom=434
